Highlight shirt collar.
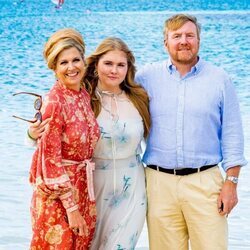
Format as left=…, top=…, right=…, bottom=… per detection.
left=167, top=56, right=203, bottom=75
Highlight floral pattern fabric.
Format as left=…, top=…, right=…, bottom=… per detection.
left=29, top=81, right=100, bottom=249
left=90, top=92, right=146, bottom=250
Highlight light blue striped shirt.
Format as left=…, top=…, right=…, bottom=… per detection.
left=135, top=58, right=247, bottom=171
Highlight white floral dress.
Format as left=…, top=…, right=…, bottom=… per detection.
left=90, top=90, right=146, bottom=250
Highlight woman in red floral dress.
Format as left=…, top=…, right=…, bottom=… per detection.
left=29, top=28, right=100, bottom=249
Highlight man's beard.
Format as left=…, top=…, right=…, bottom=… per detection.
left=176, top=52, right=197, bottom=64
left=168, top=44, right=199, bottom=65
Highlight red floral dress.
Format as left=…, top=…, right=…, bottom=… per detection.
left=29, top=81, right=100, bottom=250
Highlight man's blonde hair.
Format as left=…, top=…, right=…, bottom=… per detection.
left=164, top=14, right=201, bottom=40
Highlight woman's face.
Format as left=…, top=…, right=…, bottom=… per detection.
left=96, top=49, right=128, bottom=94
left=55, top=47, right=85, bottom=91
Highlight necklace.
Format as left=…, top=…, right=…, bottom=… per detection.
left=96, top=87, right=124, bottom=123
left=96, top=86, right=123, bottom=97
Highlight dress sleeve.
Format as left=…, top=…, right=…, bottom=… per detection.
left=30, top=97, right=78, bottom=213
left=24, top=129, right=37, bottom=147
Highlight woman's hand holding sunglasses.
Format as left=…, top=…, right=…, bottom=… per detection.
left=28, top=118, right=51, bottom=140
left=12, top=92, right=52, bottom=140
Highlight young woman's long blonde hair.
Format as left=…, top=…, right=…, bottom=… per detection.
left=84, top=37, right=150, bottom=138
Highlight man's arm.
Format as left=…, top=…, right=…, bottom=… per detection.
left=218, top=166, right=240, bottom=216
left=218, top=73, right=247, bottom=216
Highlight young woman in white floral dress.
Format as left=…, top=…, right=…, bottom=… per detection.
left=84, top=37, right=150, bottom=250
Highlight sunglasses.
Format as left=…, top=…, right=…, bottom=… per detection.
left=12, top=92, right=42, bottom=123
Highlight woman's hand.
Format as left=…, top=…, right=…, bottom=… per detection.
left=28, top=118, right=51, bottom=140
left=66, top=209, right=88, bottom=237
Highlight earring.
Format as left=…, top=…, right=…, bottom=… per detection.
left=94, top=69, right=98, bottom=78
left=122, top=81, right=129, bottom=89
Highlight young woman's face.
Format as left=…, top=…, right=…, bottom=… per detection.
left=96, top=49, right=128, bottom=93
left=55, top=47, right=85, bottom=91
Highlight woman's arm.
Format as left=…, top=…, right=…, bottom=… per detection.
left=30, top=95, right=88, bottom=236
left=31, top=99, right=78, bottom=212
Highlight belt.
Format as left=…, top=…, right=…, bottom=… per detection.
left=62, top=159, right=95, bottom=201
left=147, top=164, right=217, bottom=176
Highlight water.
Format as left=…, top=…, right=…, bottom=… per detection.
left=0, top=0, right=249, bottom=249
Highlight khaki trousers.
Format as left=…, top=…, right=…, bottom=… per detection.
left=146, top=166, right=228, bottom=250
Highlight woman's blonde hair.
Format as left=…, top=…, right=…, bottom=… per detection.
left=43, top=28, right=85, bottom=70
left=84, top=37, right=150, bottom=138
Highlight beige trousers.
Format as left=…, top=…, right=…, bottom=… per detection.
left=146, top=166, right=228, bottom=250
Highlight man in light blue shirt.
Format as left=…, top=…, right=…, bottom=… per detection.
left=135, top=13, right=247, bottom=250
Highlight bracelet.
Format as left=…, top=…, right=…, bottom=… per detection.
left=27, top=129, right=36, bottom=141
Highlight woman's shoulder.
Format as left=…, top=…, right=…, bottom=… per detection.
left=43, top=83, right=65, bottom=107
left=46, top=89, right=61, bottom=101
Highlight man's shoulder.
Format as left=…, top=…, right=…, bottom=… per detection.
left=135, top=61, right=167, bottom=86
left=141, top=60, right=166, bottom=70
left=201, top=59, right=228, bottom=76
left=137, top=60, right=167, bottom=77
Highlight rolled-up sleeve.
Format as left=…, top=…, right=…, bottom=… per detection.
left=221, top=77, right=248, bottom=171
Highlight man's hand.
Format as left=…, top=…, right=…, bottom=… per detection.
left=218, top=181, right=238, bottom=216
left=217, top=166, right=240, bottom=216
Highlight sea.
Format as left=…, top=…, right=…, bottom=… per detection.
left=0, top=0, right=249, bottom=249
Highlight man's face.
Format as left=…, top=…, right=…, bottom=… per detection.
left=164, top=21, right=200, bottom=66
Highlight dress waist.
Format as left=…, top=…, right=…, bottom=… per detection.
left=62, top=158, right=95, bottom=201
left=93, top=155, right=142, bottom=170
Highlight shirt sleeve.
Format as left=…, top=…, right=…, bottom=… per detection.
left=221, top=76, right=248, bottom=171
left=135, top=66, right=147, bottom=88
left=30, top=98, right=78, bottom=213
